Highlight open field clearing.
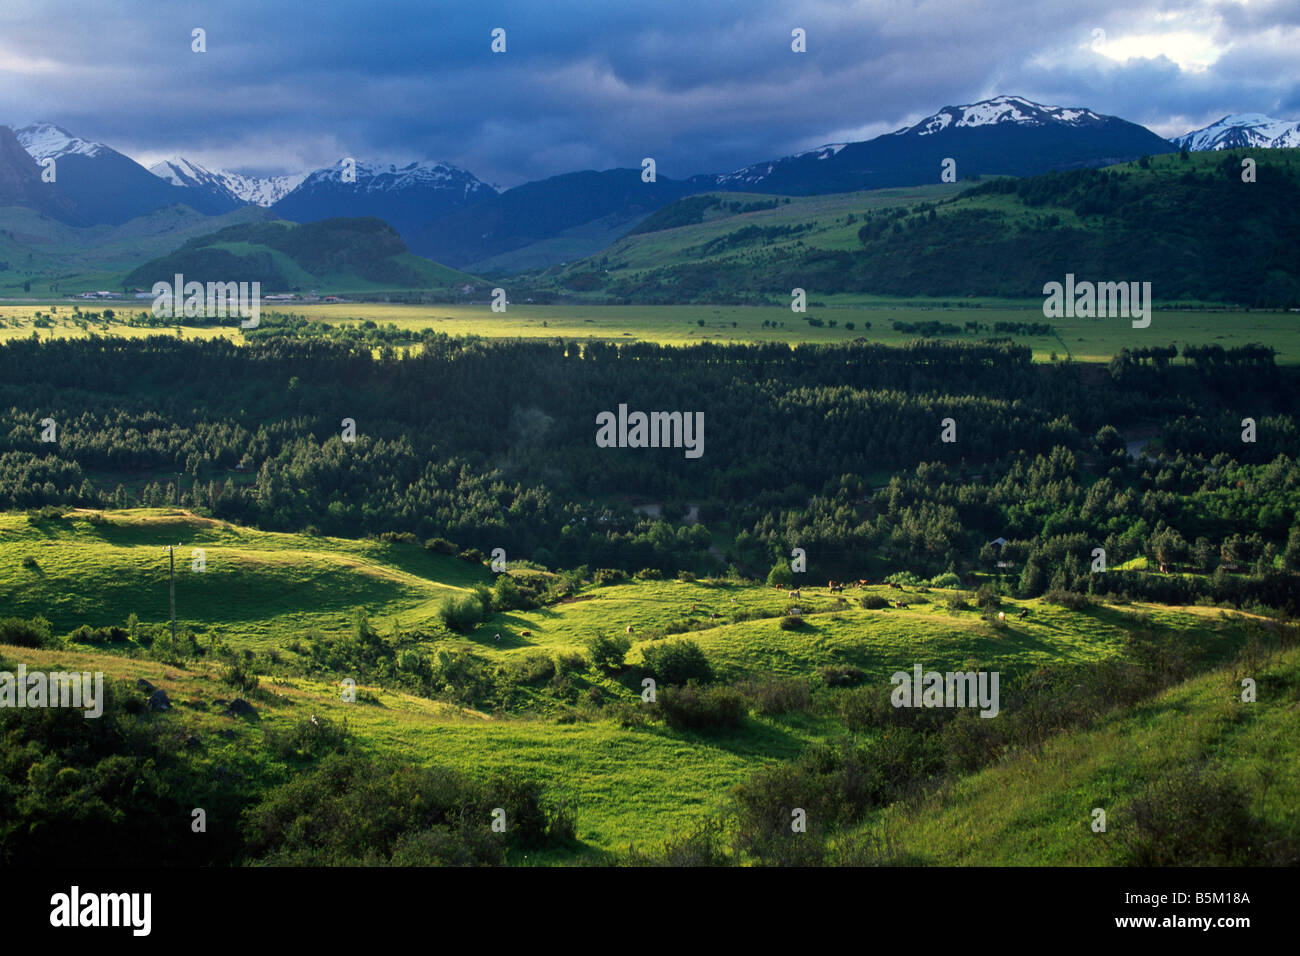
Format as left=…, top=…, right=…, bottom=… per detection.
left=1, top=301, right=1295, bottom=362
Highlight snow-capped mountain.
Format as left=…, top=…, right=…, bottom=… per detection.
left=693, top=95, right=1175, bottom=196
left=270, top=159, right=497, bottom=237
left=15, top=122, right=107, bottom=161
left=149, top=156, right=306, bottom=207
left=1171, top=113, right=1300, bottom=151
left=0, top=125, right=84, bottom=224
left=16, top=122, right=235, bottom=222
left=898, top=95, right=1106, bottom=135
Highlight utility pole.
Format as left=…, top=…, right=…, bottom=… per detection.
left=165, top=543, right=180, bottom=655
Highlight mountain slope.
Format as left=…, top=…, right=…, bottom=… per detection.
left=149, top=157, right=306, bottom=207
left=543, top=148, right=1300, bottom=307
left=1172, top=113, right=1300, bottom=151
left=0, top=125, right=83, bottom=225
left=409, top=168, right=697, bottom=268
left=18, top=122, right=237, bottom=222
left=271, top=160, right=495, bottom=238
left=691, top=95, right=1178, bottom=196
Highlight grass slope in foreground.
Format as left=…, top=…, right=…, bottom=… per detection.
left=0, top=508, right=1286, bottom=861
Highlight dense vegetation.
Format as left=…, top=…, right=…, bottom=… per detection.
left=1, top=333, right=1295, bottom=610
left=559, top=150, right=1300, bottom=306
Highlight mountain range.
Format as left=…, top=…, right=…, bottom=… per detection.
left=1, top=98, right=1297, bottom=273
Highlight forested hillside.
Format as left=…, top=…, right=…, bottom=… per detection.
left=2, top=333, right=1295, bottom=610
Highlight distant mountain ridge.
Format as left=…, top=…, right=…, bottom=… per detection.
left=1171, top=113, right=1300, bottom=151
left=6, top=97, right=1297, bottom=273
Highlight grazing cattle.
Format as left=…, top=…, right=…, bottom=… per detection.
left=773, top=583, right=785, bottom=591
left=894, top=601, right=910, bottom=609
left=520, top=630, right=532, bottom=637
left=856, top=579, right=870, bottom=588
left=626, top=625, right=634, bottom=634
left=828, top=580, right=844, bottom=593
left=887, top=582, right=901, bottom=590
left=1018, top=609, right=1029, bottom=619
left=494, top=632, right=501, bottom=642
left=789, top=589, right=801, bottom=599
left=709, top=613, right=720, bottom=620
left=997, top=612, right=1005, bottom=622
left=690, top=603, right=698, bottom=612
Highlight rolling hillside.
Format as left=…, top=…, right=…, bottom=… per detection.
left=2, top=507, right=1291, bottom=862
left=541, top=149, right=1300, bottom=308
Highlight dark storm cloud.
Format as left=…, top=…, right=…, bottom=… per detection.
left=0, top=0, right=1297, bottom=186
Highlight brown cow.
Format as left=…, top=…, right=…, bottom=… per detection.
left=887, top=582, right=901, bottom=590
left=894, top=601, right=910, bottom=610
left=856, top=579, right=870, bottom=588
left=773, top=583, right=785, bottom=591
left=828, top=580, right=844, bottom=593
left=789, top=589, right=801, bottom=599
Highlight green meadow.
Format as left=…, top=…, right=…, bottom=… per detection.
left=1, top=508, right=1287, bottom=860
left=1, top=301, right=1296, bottom=363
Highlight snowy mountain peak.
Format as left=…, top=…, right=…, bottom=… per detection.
left=148, top=156, right=306, bottom=207
left=304, top=158, right=493, bottom=197
left=1171, top=113, right=1300, bottom=151
left=16, top=122, right=107, bottom=160
left=895, top=95, right=1105, bottom=137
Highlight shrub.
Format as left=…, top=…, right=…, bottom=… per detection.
left=555, top=651, right=586, bottom=675
left=677, top=571, right=696, bottom=583
left=640, top=639, right=713, bottom=685
left=884, top=571, right=923, bottom=587
left=1120, top=764, right=1290, bottom=865
left=510, top=652, right=556, bottom=685
left=635, top=568, right=662, bottom=580
left=221, top=659, right=260, bottom=694
left=438, top=594, right=484, bottom=633
left=928, top=572, right=962, bottom=588
left=975, top=582, right=1000, bottom=608
left=944, top=595, right=970, bottom=612
left=1045, top=588, right=1091, bottom=610
left=744, top=677, right=812, bottom=715
left=587, top=632, right=631, bottom=671
left=66, top=624, right=129, bottom=645
left=424, top=537, right=456, bottom=554
left=859, top=594, right=889, bottom=610
left=379, top=531, right=418, bottom=544
left=657, top=683, right=746, bottom=731
left=778, top=614, right=805, bottom=630
left=818, top=664, right=865, bottom=687
left=0, top=616, right=54, bottom=648
left=458, top=548, right=484, bottom=564
left=765, top=561, right=794, bottom=589
left=592, top=568, right=626, bottom=586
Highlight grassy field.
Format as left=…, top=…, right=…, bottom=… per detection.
left=0, top=507, right=1280, bottom=859
left=2, top=301, right=1296, bottom=362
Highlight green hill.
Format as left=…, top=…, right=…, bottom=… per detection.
left=542, top=149, right=1300, bottom=308
left=121, top=217, right=479, bottom=294
left=2, top=507, right=1290, bottom=864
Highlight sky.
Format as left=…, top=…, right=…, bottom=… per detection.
left=1, top=0, right=1297, bottom=189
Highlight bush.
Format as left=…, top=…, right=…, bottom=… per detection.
left=635, top=568, right=662, bottom=580
left=928, top=572, right=962, bottom=588
left=778, top=614, right=805, bottom=630
left=744, top=677, right=812, bottom=715
left=458, top=548, right=484, bottom=564
left=1120, top=764, right=1292, bottom=865
left=657, top=683, right=746, bottom=731
left=0, top=616, right=54, bottom=648
left=592, top=568, right=626, bottom=586
left=424, top=537, right=456, bottom=554
left=587, top=632, right=631, bottom=671
left=438, top=594, right=484, bottom=633
left=379, top=531, right=418, bottom=544
left=221, top=659, right=260, bottom=694
left=975, top=582, right=1000, bottom=608
left=859, top=594, right=889, bottom=610
left=66, top=624, right=129, bottom=645
left=765, top=561, right=794, bottom=588
left=510, top=652, right=556, bottom=684
left=884, top=571, right=923, bottom=587
left=1044, top=588, right=1091, bottom=610
left=944, top=595, right=971, bottom=612
left=818, top=664, right=865, bottom=687
left=640, top=639, right=713, bottom=685
left=677, top=571, right=696, bottom=583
